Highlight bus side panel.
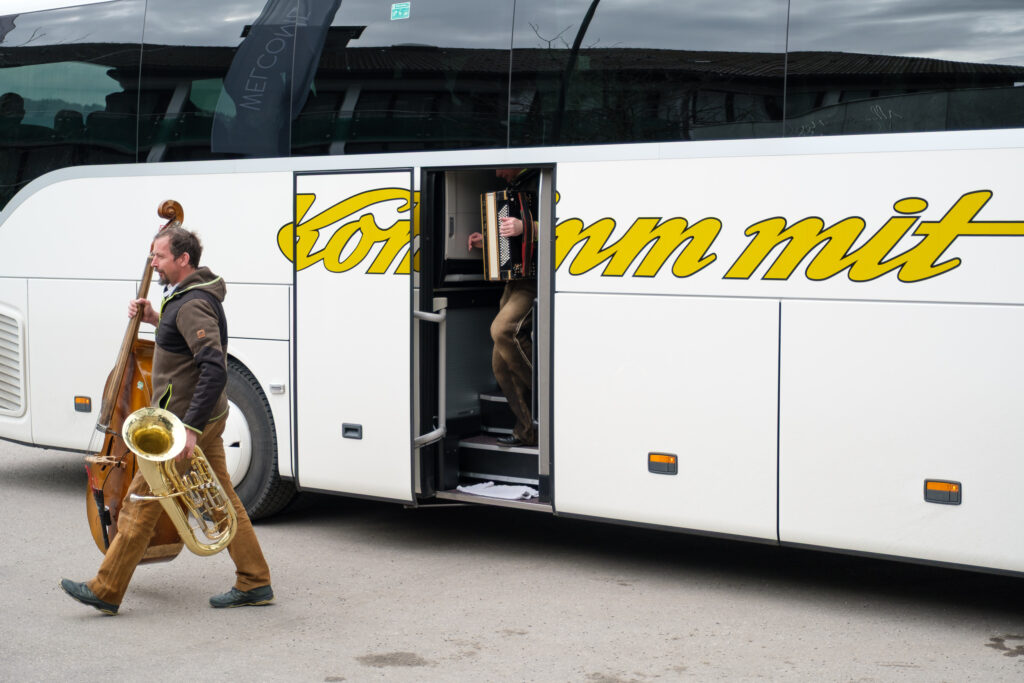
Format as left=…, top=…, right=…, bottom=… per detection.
left=223, top=284, right=293, bottom=477
left=0, top=170, right=294, bottom=452
left=29, top=278, right=136, bottom=450
left=0, top=173, right=294, bottom=284
left=226, top=337, right=292, bottom=479
left=553, top=292, right=778, bottom=539
left=780, top=300, right=1024, bottom=572
left=226, top=284, right=291, bottom=341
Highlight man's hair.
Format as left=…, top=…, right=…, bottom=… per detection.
left=155, top=225, right=203, bottom=268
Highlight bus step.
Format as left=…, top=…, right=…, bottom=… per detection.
left=435, top=489, right=551, bottom=512
left=457, top=434, right=539, bottom=484
left=479, top=391, right=516, bottom=434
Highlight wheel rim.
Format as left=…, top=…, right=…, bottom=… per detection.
left=224, top=399, right=253, bottom=487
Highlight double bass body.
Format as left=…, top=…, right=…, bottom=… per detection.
left=83, top=200, right=185, bottom=563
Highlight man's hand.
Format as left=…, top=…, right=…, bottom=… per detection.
left=498, top=217, right=523, bottom=238
left=175, top=428, right=198, bottom=462
left=128, top=298, right=159, bottom=326
left=467, top=232, right=483, bottom=251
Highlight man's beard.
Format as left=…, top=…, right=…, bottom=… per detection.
left=157, top=271, right=169, bottom=286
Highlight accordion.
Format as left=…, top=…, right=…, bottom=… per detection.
left=480, top=189, right=537, bottom=281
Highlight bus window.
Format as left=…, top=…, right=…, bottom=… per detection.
left=510, top=0, right=788, bottom=147
left=140, top=0, right=283, bottom=162
left=140, top=75, right=229, bottom=163
left=786, top=0, right=1024, bottom=136
left=139, top=0, right=514, bottom=160
left=300, top=0, right=513, bottom=156
left=0, top=0, right=145, bottom=210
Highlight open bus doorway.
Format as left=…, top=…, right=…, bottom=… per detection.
left=416, top=165, right=555, bottom=510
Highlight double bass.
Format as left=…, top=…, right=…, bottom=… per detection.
left=83, top=200, right=185, bottom=563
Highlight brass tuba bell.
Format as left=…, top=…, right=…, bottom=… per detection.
left=123, top=407, right=237, bottom=556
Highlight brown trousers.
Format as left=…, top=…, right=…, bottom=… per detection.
left=87, top=415, right=271, bottom=605
left=491, top=279, right=536, bottom=445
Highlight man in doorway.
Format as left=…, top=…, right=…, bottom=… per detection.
left=468, top=168, right=539, bottom=447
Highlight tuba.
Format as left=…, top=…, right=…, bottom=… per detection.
left=122, top=407, right=237, bottom=556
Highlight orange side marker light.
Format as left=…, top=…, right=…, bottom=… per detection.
left=924, top=479, right=961, bottom=505
left=648, top=452, right=678, bottom=475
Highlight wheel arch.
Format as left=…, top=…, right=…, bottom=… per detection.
left=224, top=353, right=296, bottom=519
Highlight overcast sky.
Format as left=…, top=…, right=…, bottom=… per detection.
left=3, top=0, right=1022, bottom=66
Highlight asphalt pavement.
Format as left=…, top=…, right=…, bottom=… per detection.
left=3, top=439, right=1024, bottom=682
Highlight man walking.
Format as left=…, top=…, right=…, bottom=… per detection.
left=61, top=226, right=274, bottom=615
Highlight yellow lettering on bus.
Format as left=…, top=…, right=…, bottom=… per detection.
left=277, top=188, right=418, bottom=274
left=725, top=192, right=1024, bottom=282
left=724, top=211, right=913, bottom=282
left=556, top=216, right=720, bottom=277
left=898, top=191, right=1024, bottom=282
left=279, top=187, right=1024, bottom=283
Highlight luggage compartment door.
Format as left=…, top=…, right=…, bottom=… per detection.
left=293, top=169, right=414, bottom=502
left=554, top=293, right=779, bottom=539
left=552, top=158, right=779, bottom=539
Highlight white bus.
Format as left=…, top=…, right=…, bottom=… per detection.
left=3, top=0, right=1024, bottom=575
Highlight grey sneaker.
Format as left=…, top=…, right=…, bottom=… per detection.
left=60, top=579, right=119, bottom=615
left=209, top=585, right=274, bottom=608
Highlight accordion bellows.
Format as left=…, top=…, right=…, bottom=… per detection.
left=480, top=189, right=537, bottom=281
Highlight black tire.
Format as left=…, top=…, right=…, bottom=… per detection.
left=225, top=359, right=295, bottom=519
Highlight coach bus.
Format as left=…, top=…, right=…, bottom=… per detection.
left=2, top=0, right=1024, bottom=576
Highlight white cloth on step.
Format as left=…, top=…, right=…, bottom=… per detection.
left=456, top=481, right=538, bottom=500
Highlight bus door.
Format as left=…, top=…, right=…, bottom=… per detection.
left=292, top=169, right=414, bottom=503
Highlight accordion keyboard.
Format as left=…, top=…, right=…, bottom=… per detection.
left=497, top=201, right=511, bottom=267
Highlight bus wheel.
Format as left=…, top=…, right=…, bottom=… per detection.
left=225, top=359, right=295, bottom=519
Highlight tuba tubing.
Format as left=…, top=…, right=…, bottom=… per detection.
left=123, top=407, right=237, bottom=556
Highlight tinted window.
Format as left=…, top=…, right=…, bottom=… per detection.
left=786, top=0, right=1024, bottom=136
left=298, top=0, right=514, bottom=156
left=510, top=0, right=788, bottom=147
left=140, top=0, right=306, bottom=162
left=4, top=0, right=1022, bottom=195
left=140, top=0, right=513, bottom=161
left=0, top=0, right=144, bottom=208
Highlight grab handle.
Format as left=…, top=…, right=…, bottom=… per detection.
left=413, top=306, right=446, bottom=448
